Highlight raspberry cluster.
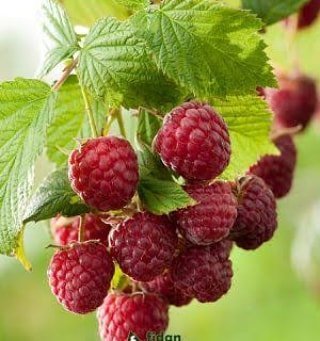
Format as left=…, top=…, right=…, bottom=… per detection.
left=257, top=67, right=319, bottom=201
left=46, top=102, right=289, bottom=341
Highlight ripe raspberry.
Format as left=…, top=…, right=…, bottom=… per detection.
left=263, top=73, right=317, bottom=131
left=51, top=213, right=112, bottom=246
left=154, top=101, right=231, bottom=181
left=109, top=212, right=178, bottom=281
left=171, top=181, right=237, bottom=245
left=48, top=242, right=114, bottom=314
left=230, top=176, right=277, bottom=250
left=249, top=135, right=297, bottom=199
left=97, top=292, right=169, bottom=341
left=139, top=271, right=193, bottom=307
left=172, top=241, right=233, bottom=303
left=298, top=0, right=320, bottom=29
left=68, top=136, right=139, bottom=211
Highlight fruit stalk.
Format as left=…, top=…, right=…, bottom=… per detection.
left=80, top=84, right=99, bottom=138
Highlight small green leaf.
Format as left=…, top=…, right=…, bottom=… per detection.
left=137, top=110, right=161, bottom=147
left=210, top=94, right=278, bottom=179
left=23, top=167, right=90, bottom=224
left=138, top=145, right=194, bottom=214
left=15, top=228, right=32, bottom=271
left=39, top=0, right=79, bottom=77
left=138, top=175, right=196, bottom=215
left=132, top=0, right=275, bottom=97
left=0, top=78, right=56, bottom=256
left=47, top=75, right=106, bottom=166
left=111, top=265, right=129, bottom=290
left=242, top=0, right=308, bottom=25
left=78, top=16, right=184, bottom=110
left=58, top=0, right=130, bottom=26
left=138, top=147, right=172, bottom=180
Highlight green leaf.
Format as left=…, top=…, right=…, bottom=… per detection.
left=24, top=168, right=90, bottom=224
left=132, top=0, right=275, bottom=97
left=39, top=0, right=79, bottom=77
left=210, top=94, right=278, bottom=179
left=138, top=175, right=196, bottom=215
left=47, top=75, right=106, bottom=166
left=78, top=16, right=184, bottom=111
left=111, top=265, right=129, bottom=290
left=242, top=0, right=308, bottom=25
left=58, top=0, right=130, bottom=26
left=117, top=0, right=149, bottom=11
left=138, top=146, right=174, bottom=179
left=137, top=110, right=161, bottom=147
left=224, top=0, right=241, bottom=6
left=138, top=144, right=194, bottom=214
left=0, top=78, right=56, bottom=256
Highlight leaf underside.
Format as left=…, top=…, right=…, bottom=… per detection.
left=0, top=78, right=55, bottom=256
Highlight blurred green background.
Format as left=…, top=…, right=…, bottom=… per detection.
left=1, top=1, right=320, bottom=340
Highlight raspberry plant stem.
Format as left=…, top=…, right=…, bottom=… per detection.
left=52, top=57, right=79, bottom=92
left=78, top=215, right=85, bottom=242
left=104, top=114, right=115, bottom=136
left=80, top=85, right=99, bottom=138
left=114, top=108, right=127, bottom=138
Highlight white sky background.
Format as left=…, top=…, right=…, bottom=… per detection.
left=0, top=0, right=42, bottom=80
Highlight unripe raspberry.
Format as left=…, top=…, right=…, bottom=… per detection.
left=172, top=241, right=233, bottom=303
left=68, top=136, right=139, bottom=211
left=230, top=176, right=277, bottom=250
left=48, top=242, right=114, bottom=314
left=154, top=101, right=231, bottom=181
left=109, top=212, right=178, bottom=281
left=171, top=181, right=237, bottom=245
left=51, top=213, right=112, bottom=246
left=263, top=74, right=317, bottom=131
left=139, top=271, right=193, bottom=307
left=249, top=135, right=297, bottom=199
left=97, top=292, right=169, bottom=341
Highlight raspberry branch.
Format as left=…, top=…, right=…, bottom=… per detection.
left=80, top=84, right=99, bottom=138
left=52, top=57, right=79, bottom=92
left=113, top=108, right=127, bottom=138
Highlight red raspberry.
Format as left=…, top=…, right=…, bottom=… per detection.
left=298, top=0, right=320, bottom=29
left=154, top=101, right=231, bottom=181
left=68, top=136, right=139, bottom=211
left=97, top=292, right=169, bottom=341
left=139, top=271, right=193, bottom=307
left=51, top=213, right=112, bottom=246
left=263, top=74, right=317, bottom=131
left=249, top=135, right=297, bottom=199
left=171, top=181, right=237, bottom=245
left=109, top=212, right=178, bottom=281
left=172, top=241, right=233, bottom=303
left=48, top=242, right=114, bottom=314
left=230, top=176, right=277, bottom=250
